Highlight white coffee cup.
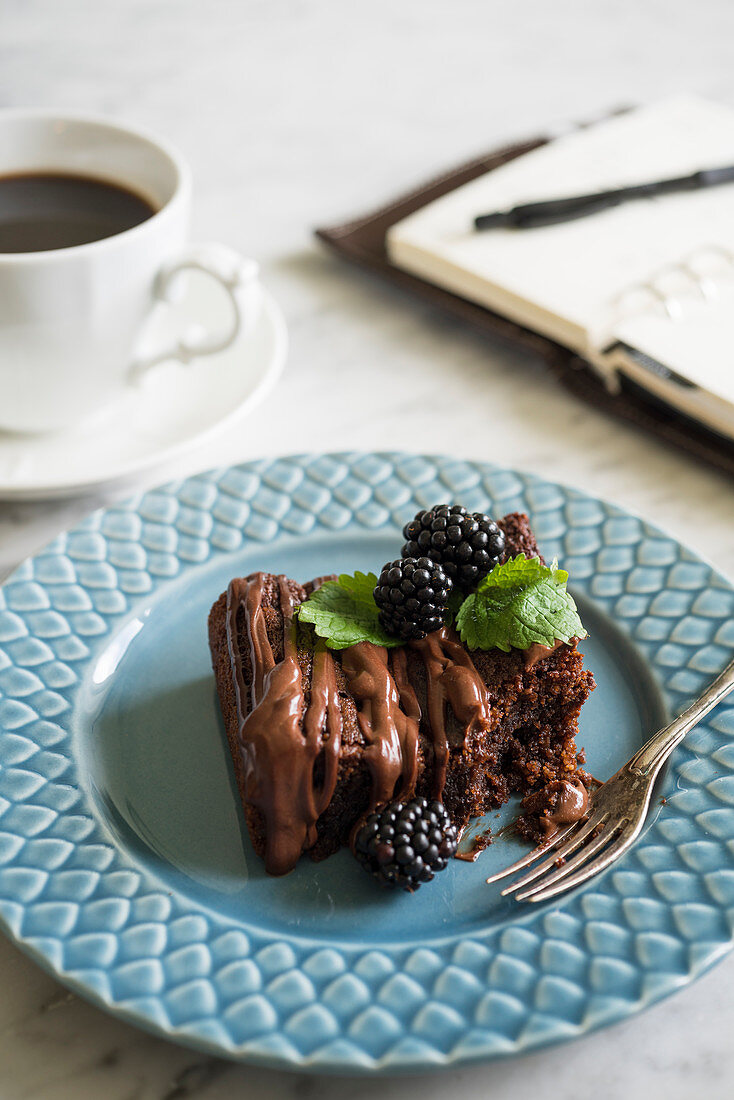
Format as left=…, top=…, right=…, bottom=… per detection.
left=0, top=111, right=260, bottom=434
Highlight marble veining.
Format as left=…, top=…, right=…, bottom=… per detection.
left=0, top=0, right=733, bottom=1097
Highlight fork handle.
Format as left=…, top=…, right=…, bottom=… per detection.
left=631, top=655, right=734, bottom=777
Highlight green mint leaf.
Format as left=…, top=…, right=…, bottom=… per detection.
left=475, top=554, right=567, bottom=592
left=456, top=554, right=586, bottom=652
left=296, top=572, right=401, bottom=650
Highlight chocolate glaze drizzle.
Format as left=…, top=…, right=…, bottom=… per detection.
left=538, top=776, right=589, bottom=840
left=225, top=573, right=342, bottom=875
left=523, top=638, right=570, bottom=671
left=454, top=825, right=493, bottom=862
left=405, top=626, right=492, bottom=800
left=340, top=642, right=419, bottom=809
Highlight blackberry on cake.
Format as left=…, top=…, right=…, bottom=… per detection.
left=353, top=797, right=458, bottom=891
left=401, top=504, right=506, bottom=589
left=373, top=556, right=452, bottom=640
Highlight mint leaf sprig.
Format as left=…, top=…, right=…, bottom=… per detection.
left=455, top=554, right=586, bottom=652
left=296, top=572, right=401, bottom=650
left=295, top=556, right=586, bottom=654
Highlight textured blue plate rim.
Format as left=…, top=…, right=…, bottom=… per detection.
left=0, top=450, right=732, bottom=1075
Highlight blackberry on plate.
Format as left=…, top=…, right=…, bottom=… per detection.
left=401, top=503, right=506, bottom=589
left=373, top=556, right=452, bottom=641
left=353, top=797, right=458, bottom=891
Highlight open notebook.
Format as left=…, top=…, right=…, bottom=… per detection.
left=387, top=96, right=734, bottom=442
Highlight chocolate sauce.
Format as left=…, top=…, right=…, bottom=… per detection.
left=225, top=573, right=342, bottom=875
left=340, top=642, right=419, bottom=808
left=539, top=777, right=589, bottom=840
left=523, top=639, right=569, bottom=670
left=390, top=647, right=420, bottom=722
left=309, top=575, right=338, bottom=592
left=405, top=627, right=492, bottom=800
left=304, top=645, right=343, bottom=817
left=455, top=825, right=493, bottom=862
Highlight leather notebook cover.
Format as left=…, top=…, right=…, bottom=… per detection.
left=315, top=134, right=734, bottom=479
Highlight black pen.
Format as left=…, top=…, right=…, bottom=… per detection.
left=474, top=166, right=734, bottom=230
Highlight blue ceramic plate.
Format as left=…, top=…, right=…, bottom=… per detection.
left=0, top=453, right=732, bottom=1073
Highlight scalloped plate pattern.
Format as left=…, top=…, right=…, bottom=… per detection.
left=0, top=452, right=732, bottom=1073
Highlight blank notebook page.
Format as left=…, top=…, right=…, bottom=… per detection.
left=614, top=289, right=734, bottom=405
left=386, top=96, right=734, bottom=356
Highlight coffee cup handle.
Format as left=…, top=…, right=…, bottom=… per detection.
left=129, top=243, right=259, bottom=380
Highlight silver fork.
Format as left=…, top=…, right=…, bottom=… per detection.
left=488, top=654, right=734, bottom=904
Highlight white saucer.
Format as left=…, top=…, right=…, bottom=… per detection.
left=0, top=273, right=287, bottom=500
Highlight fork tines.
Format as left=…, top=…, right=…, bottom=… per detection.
left=486, top=809, right=631, bottom=903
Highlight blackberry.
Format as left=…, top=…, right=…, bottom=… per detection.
left=353, top=797, right=458, bottom=891
left=401, top=503, right=505, bottom=589
left=373, top=556, right=452, bottom=641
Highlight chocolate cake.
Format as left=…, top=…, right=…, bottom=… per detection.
left=208, top=512, right=594, bottom=876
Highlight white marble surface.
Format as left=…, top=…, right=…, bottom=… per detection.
left=1, top=1, right=734, bottom=1096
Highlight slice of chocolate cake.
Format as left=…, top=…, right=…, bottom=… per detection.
left=208, top=512, right=594, bottom=876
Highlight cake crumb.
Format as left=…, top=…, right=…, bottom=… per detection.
left=455, top=825, right=493, bottom=862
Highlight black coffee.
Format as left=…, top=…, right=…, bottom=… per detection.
left=0, top=173, right=156, bottom=253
